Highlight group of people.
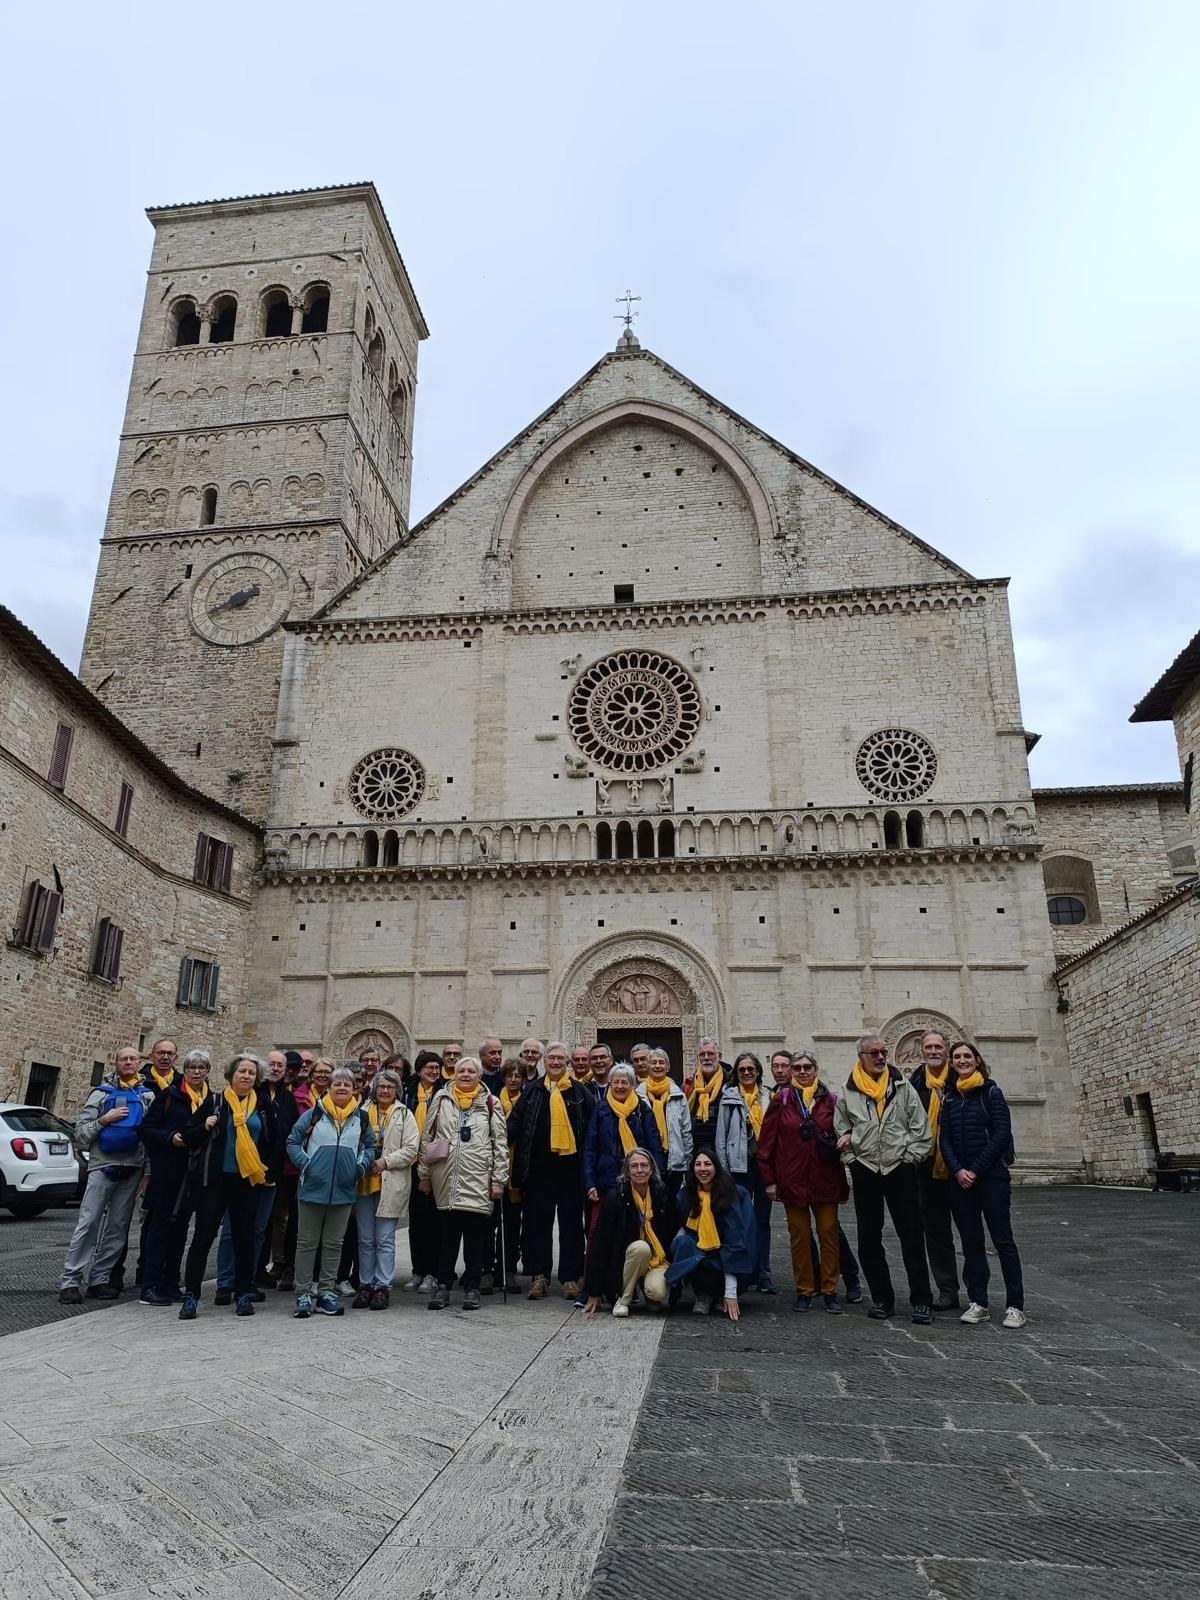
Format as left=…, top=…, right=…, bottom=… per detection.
left=57, top=1028, right=1026, bottom=1328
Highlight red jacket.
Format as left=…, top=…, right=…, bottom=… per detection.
left=757, top=1084, right=848, bottom=1207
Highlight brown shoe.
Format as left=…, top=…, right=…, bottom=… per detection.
left=59, top=1286, right=83, bottom=1305
left=351, top=1287, right=373, bottom=1309
left=369, top=1287, right=389, bottom=1310
left=527, top=1275, right=548, bottom=1300
left=562, top=1281, right=581, bottom=1300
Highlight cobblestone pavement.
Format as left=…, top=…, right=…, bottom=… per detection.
left=0, top=1208, right=110, bottom=1336
left=588, top=1187, right=1200, bottom=1600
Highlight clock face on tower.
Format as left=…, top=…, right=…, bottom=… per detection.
left=189, top=552, right=292, bottom=646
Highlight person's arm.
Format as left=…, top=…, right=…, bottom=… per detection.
left=580, top=1108, right=600, bottom=1197
left=973, top=1084, right=1012, bottom=1177
left=723, top=1272, right=740, bottom=1321
left=356, top=1116, right=377, bottom=1175
left=73, top=1089, right=108, bottom=1152
left=384, top=1110, right=421, bottom=1171
left=286, top=1109, right=310, bottom=1171
left=905, top=1086, right=933, bottom=1165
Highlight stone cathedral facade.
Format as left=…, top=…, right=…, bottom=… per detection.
left=6, top=183, right=1193, bottom=1179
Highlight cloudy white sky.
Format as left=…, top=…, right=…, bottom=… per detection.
left=3, top=2, right=1196, bottom=785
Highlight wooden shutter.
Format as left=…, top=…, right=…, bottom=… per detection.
left=17, top=880, right=41, bottom=946
left=114, top=782, right=133, bottom=838
left=48, top=724, right=73, bottom=790
left=176, top=957, right=194, bottom=1007
left=193, top=833, right=209, bottom=884
left=106, top=925, right=124, bottom=982
left=203, top=962, right=221, bottom=1012
left=36, top=892, right=61, bottom=954
left=219, top=843, right=233, bottom=894
left=92, top=918, right=111, bottom=977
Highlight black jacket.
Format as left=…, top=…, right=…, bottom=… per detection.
left=938, top=1079, right=1014, bottom=1180
left=142, top=1082, right=214, bottom=1193
left=506, top=1079, right=594, bottom=1188
left=583, top=1177, right=680, bottom=1302
left=258, top=1080, right=299, bottom=1181
left=194, top=1091, right=283, bottom=1189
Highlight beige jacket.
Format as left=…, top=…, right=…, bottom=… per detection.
left=418, top=1085, right=509, bottom=1216
left=372, top=1102, right=421, bottom=1220
left=833, top=1066, right=932, bottom=1175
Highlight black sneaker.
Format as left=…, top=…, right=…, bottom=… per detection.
left=178, top=1294, right=199, bottom=1321
left=428, top=1286, right=450, bottom=1311
left=463, top=1289, right=481, bottom=1310
left=844, top=1280, right=863, bottom=1304
left=911, top=1303, right=933, bottom=1326
left=276, top=1275, right=295, bottom=1292
left=792, top=1294, right=812, bottom=1313
left=757, top=1279, right=780, bottom=1295
left=933, top=1291, right=961, bottom=1311
left=866, top=1300, right=895, bottom=1320
left=235, top=1294, right=256, bottom=1317
left=824, top=1295, right=843, bottom=1314
left=139, top=1288, right=172, bottom=1306
left=58, top=1286, right=83, bottom=1305
left=87, top=1284, right=119, bottom=1300
left=214, top=1288, right=233, bottom=1307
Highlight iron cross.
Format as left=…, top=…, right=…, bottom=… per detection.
left=614, top=290, right=641, bottom=329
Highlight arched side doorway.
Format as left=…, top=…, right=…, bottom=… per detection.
left=327, top=1008, right=412, bottom=1065
left=555, top=933, right=724, bottom=1083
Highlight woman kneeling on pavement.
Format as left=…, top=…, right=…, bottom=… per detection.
left=287, top=1065, right=377, bottom=1319
left=664, top=1149, right=757, bottom=1321
left=353, top=1067, right=419, bottom=1309
left=419, top=1055, right=508, bottom=1311
left=584, top=1147, right=680, bottom=1318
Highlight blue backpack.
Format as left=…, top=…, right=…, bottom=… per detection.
left=96, top=1085, right=146, bottom=1155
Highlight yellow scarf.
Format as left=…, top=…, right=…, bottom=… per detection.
left=632, top=1183, right=667, bottom=1268
left=955, top=1070, right=985, bottom=1095
left=606, top=1088, right=639, bottom=1155
left=740, top=1084, right=764, bottom=1139
left=500, top=1087, right=522, bottom=1202
left=150, top=1067, right=174, bottom=1093
left=223, top=1087, right=268, bottom=1186
left=116, top=1074, right=142, bottom=1090
left=575, top=1066, right=593, bottom=1086
left=442, top=1063, right=456, bottom=1080
left=544, top=1075, right=576, bottom=1155
left=320, top=1091, right=360, bottom=1132
left=359, top=1102, right=395, bottom=1195
left=414, top=1082, right=432, bottom=1137
left=851, top=1062, right=890, bottom=1119
left=800, top=1080, right=819, bottom=1109
left=687, top=1188, right=721, bottom=1252
left=689, top=1069, right=723, bottom=1123
left=183, top=1080, right=207, bottom=1114
left=452, top=1084, right=479, bottom=1112
left=924, top=1064, right=949, bottom=1179
left=645, top=1076, right=671, bottom=1152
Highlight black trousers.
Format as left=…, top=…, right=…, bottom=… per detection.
left=918, top=1169, right=961, bottom=1297
left=849, top=1163, right=932, bottom=1309
left=184, top=1172, right=259, bottom=1298
left=689, top=1262, right=726, bottom=1300
left=949, top=1177, right=1024, bottom=1310
left=482, top=1192, right=522, bottom=1279
left=141, top=1167, right=190, bottom=1294
left=437, top=1210, right=489, bottom=1291
left=521, top=1156, right=585, bottom=1284
left=409, top=1179, right=441, bottom=1278
left=337, top=1212, right=359, bottom=1286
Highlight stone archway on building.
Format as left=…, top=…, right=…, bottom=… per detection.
left=881, top=1008, right=964, bottom=1074
left=327, top=1008, right=411, bottom=1065
left=555, top=932, right=725, bottom=1079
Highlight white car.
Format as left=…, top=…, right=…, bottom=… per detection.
left=0, top=1104, right=82, bottom=1218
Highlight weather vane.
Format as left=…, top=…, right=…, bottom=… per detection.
left=614, top=289, right=641, bottom=330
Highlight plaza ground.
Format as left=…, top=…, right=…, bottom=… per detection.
left=0, top=1188, right=1197, bottom=1599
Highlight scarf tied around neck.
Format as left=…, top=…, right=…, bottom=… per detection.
left=223, top=1087, right=268, bottom=1186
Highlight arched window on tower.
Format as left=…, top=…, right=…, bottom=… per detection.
left=367, top=328, right=385, bottom=376
left=171, top=299, right=200, bottom=347
left=595, top=822, right=613, bottom=861
left=883, top=810, right=902, bottom=850
left=209, top=295, right=237, bottom=343
left=261, top=288, right=292, bottom=339
left=657, top=819, right=676, bottom=859
left=199, top=487, right=217, bottom=527
left=389, top=383, right=407, bottom=430
left=905, top=810, right=925, bottom=848
left=636, top=820, right=656, bottom=859
left=300, top=283, right=329, bottom=334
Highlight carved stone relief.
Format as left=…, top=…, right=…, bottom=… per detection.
left=595, top=775, right=673, bottom=814
left=328, top=1008, right=411, bottom=1065
left=882, top=1008, right=964, bottom=1072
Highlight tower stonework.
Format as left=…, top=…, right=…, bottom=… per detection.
left=80, top=184, right=428, bottom=819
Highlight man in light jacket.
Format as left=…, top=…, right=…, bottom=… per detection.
left=834, top=1034, right=934, bottom=1325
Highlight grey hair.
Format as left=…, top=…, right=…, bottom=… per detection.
left=608, top=1063, right=637, bottom=1087
left=630, top=1041, right=650, bottom=1054
left=791, top=1046, right=819, bottom=1067
left=224, top=1052, right=264, bottom=1085
left=341, top=1059, right=362, bottom=1074
left=478, top=1038, right=502, bottom=1056
left=544, top=1041, right=569, bottom=1058
left=181, top=1048, right=211, bottom=1071
left=621, top=1147, right=661, bottom=1182
left=455, top=1055, right=483, bottom=1077
left=647, top=1048, right=671, bottom=1068
left=329, top=1066, right=357, bottom=1087
left=519, top=1038, right=544, bottom=1054
left=856, top=1034, right=886, bottom=1056
left=371, top=1068, right=404, bottom=1099
left=698, top=1036, right=720, bottom=1051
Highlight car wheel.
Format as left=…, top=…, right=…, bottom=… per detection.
left=6, top=1202, right=49, bottom=1220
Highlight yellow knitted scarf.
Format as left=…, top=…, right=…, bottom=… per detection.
left=689, top=1070, right=723, bottom=1123
left=687, top=1188, right=721, bottom=1252
left=544, top=1075, right=576, bottom=1155
left=955, top=1070, right=985, bottom=1094
left=924, top=1064, right=949, bottom=1179
left=800, top=1080, right=819, bottom=1109
left=150, top=1067, right=174, bottom=1093
left=442, top=1063, right=455, bottom=1080
left=414, top=1082, right=432, bottom=1137
left=182, top=1080, right=207, bottom=1114
left=223, top=1087, right=268, bottom=1186
left=359, top=1102, right=395, bottom=1196
left=851, top=1062, right=889, bottom=1119
left=606, top=1088, right=639, bottom=1155
left=574, top=1066, right=593, bottom=1085
left=320, top=1091, right=360, bottom=1132
left=645, top=1076, right=672, bottom=1152
left=740, top=1084, right=764, bottom=1139
left=632, top=1183, right=667, bottom=1268
left=452, top=1084, right=479, bottom=1112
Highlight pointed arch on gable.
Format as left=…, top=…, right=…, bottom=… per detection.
left=489, top=399, right=778, bottom=558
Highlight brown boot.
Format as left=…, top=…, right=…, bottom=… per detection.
left=351, top=1287, right=373, bottom=1309
left=527, top=1275, right=548, bottom=1300
left=369, top=1287, right=389, bottom=1310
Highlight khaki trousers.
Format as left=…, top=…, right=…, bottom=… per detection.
left=620, top=1239, right=669, bottom=1306
left=786, top=1202, right=840, bottom=1296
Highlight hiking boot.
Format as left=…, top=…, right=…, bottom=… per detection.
left=866, top=1300, right=895, bottom=1320
left=1002, top=1307, right=1028, bottom=1329
left=961, top=1302, right=989, bottom=1325
left=844, top=1280, right=863, bottom=1304
left=370, top=1288, right=390, bottom=1310
left=87, top=1284, right=119, bottom=1300
left=792, top=1294, right=812, bottom=1313
left=293, top=1294, right=313, bottom=1319
left=178, top=1294, right=199, bottom=1321
left=428, top=1286, right=450, bottom=1310
left=612, top=1301, right=630, bottom=1318
left=214, top=1288, right=233, bottom=1307
left=139, top=1288, right=172, bottom=1307
left=316, top=1292, right=344, bottom=1316
left=562, top=1280, right=581, bottom=1300
left=463, top=1289, right=481, bottom=1311
left=58, top=1286, right=83, bottom=1305
left=933, top=1291, right=961, bottom=1311
left=527, top=1275, right=548, bottom=1300
left=692, top=1295, right=712, bottom=1315
left=235, top=1294, right=256, bottom=1317
left=911, top=1303, right=933, bottom=1326
left=824, top=1295, right=843, bottom=1314
left=479, top=1273, right=494, bottom=1296
left=352, top=1287, right=373, bottom=1309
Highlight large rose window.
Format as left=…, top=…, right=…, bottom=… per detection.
left=855, top=728, right=938, bottom=802
left=348, top=747, right=426, bottom=821
left=567, top=650, right=702, bottom=774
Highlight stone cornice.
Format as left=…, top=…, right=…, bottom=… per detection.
left=101, top=522, right=330, bottom=552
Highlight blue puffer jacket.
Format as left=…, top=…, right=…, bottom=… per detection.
left=581, top=1096, right=666, bottom=1194
left=287, top=1103, right=377, bottom=1206
left=665, top=1183, right=758, bottom=1285
left=938, top=1078, right=1014, bottom=1180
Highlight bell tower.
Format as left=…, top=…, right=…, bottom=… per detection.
left=80, top=184, right=428, bottom=819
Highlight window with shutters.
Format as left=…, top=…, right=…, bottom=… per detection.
left=193, top=832, right=234, bottom=893
left=90, top=918, right=124, bottom=983
left=176, top=956, right=221, bottom=1012
left=114, top=781, right=134, bottom=839
left=26, top=1062, right=60, bottom=1109
left=48, top=724, right=73, bottom=790
left=12, top=880, right=62, bottom=954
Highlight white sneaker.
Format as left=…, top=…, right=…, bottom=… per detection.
left=335, top=1280, right=355, bottom=1297
left=692, top=1295, right=712, bottom=1316
left=402, top=1274, right=421, bottom=1292
left=418, top=1274, right=436, bottom=1294
left=612, top=1301, right=630, bottom=1318
left=1002, top=1307, right=1027, bottom=1329
left=960, top=1302, right=989, bottom=1324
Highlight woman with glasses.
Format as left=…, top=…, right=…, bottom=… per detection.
left=353, top=1067, right=419, bottom=1309
left=403, top=1052, right=445, bottom=1292
left=418, top=1056, right=508, bottom=1311
left=791, top=1053, right=862, bottom=1303
left=286, top=1064, right=377, bottom=1319
left=758, top=1050, right=848, bottom=1312
left=717, top=1052, right=777, bottom=1294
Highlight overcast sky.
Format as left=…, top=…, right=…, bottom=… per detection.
left=3, top=2, right=1196, bottom=786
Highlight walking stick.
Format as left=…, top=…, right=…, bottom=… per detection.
left=498, top=1192, right=508, bottom=1305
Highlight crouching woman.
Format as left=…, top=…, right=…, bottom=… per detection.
left=664, top=1149, right=757, bottom=1321
left=583, top=1148, right=680, bottom=1319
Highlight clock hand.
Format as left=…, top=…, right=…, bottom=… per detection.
left=208, top=582, right=261, bottom=617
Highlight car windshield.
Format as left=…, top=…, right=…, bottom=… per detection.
left=2, top=1109, right=70, bottom=1134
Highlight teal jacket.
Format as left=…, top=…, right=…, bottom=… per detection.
left=287, top=1103, right=377, bottom=1206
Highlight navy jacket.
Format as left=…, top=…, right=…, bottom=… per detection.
left=664, top=1183, right=758, bottom=1285
left=581, top=1096, right=666, bottom=1195
left=938, top=1079, right=1014, bottom=1180
left=141, top=1082, right=214, bottom=1192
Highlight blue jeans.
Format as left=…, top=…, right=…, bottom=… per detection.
left=354, top=1193, right=397, bottom=1289
left=217, top=1183, right=276, bottom=1289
